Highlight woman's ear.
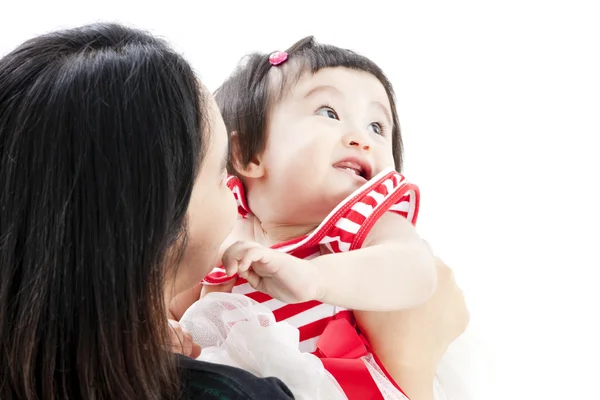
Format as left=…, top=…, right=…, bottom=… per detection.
left=230, top=131, right=265, bottom=179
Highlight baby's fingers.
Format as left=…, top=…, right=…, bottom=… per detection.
left=222, top=241, right=254, bottom=276
left=223, top=259, right=239, bottom=277
left=238, top=246, right=268, bottom=273
left=168, top=320, right=201, bottom=358
left=242, top=269, right=262, bottom=290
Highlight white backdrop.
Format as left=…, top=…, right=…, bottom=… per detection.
left=2, top=1, right=598, bottom=399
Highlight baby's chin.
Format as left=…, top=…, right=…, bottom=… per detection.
left=330, top=177, right=367, bottom=198
left=319, top=186, right=361, bottom=212
left=268, top=174, right=365, bottom=218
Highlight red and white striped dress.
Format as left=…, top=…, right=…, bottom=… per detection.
left=204, top=167, right=420, bottom=399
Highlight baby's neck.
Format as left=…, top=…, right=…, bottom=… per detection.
left=241, top=179, right=322, bottom=246
left=250, top=216, right=318, bottom=247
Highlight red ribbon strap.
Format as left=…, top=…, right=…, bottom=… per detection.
left=315, top=319, right=385, bottom=400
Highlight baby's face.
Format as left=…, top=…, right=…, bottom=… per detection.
left=259, top=67, right=396, bottom=221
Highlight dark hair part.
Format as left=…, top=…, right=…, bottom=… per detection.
left=0, top=23, right=205, bottom=399
left=215, top=36, right=403, bottom=173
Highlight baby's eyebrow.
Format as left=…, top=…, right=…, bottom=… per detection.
left=372, top=101, right=393, bottom=126
left=304, top=84, right=393, bottom=126
left=303, top=85, right=341, bottom=100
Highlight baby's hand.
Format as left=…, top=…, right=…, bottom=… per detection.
left=222, top=240, right=320, bottom=304
left=168, top=319, right=201, bottom=359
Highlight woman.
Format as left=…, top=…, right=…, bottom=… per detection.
left=0, top=23, right=467, bottom=400
left=0, top=22, right=290, bottom=400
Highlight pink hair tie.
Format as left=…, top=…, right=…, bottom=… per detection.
left=269, top=51, right=288, bottom=66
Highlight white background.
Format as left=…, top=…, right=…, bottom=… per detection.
left=2, top=1, right=598, bottom=398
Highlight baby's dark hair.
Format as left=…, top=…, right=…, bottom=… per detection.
left=214, top=36, right=404, bottom=174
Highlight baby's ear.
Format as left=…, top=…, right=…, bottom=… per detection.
left=229, top=131, right=265, bottom=179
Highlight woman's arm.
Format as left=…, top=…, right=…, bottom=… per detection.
left=391, top=364, right=437, bottom=400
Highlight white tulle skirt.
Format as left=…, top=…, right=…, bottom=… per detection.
left=179, top=293, right=347, bottom=399
left=179, top=293, right=485, bottom=400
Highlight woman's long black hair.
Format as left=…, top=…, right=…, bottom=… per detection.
left=0, top=23, right=205, bottom=399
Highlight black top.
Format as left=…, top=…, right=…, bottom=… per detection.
left=177, top=354, right=294, bottom=399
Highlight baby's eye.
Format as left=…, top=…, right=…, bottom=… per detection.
left=316, top=106, right=339, bottom=120
left=368, top=122, right=383, bottom=135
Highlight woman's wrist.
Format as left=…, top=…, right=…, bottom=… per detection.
left=393, top=363, right=436, bottom=400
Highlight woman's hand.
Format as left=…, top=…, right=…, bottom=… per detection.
left=355, top=257, right=469, bottom=400
left=395, top=257, right=470, bottom=366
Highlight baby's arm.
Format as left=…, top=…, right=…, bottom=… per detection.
left=313, top=211, right=436, bottom=311
left=222, top=211, right=436, bottom=311
left=168, top=282, right=204, bottom=321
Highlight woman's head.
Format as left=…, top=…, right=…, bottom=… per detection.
left=0, top=23, right=234, bottom=399
left=215, top=36, right=402, bottom=224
